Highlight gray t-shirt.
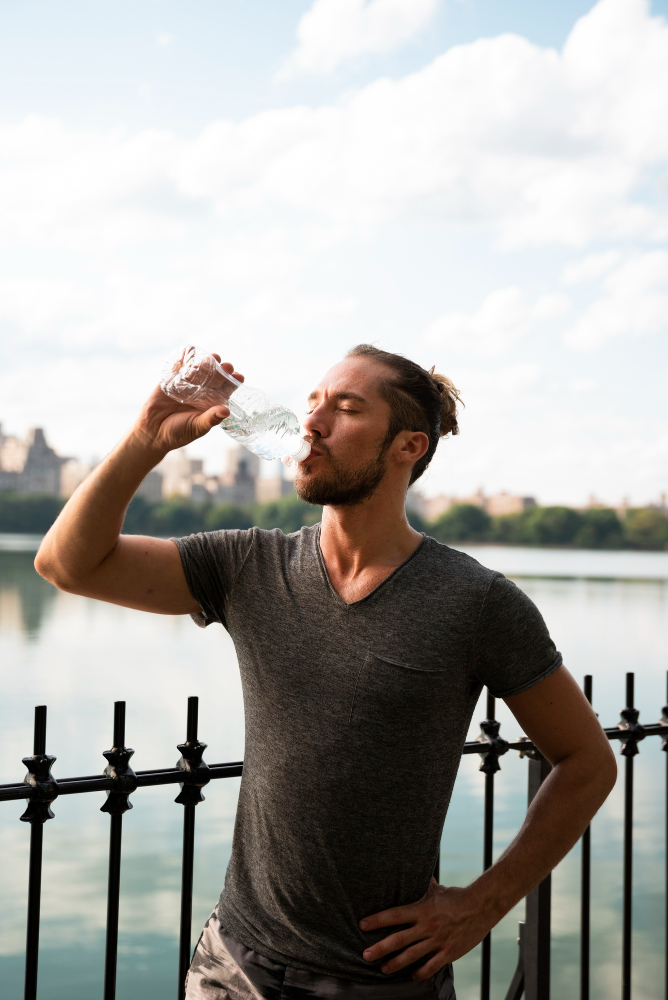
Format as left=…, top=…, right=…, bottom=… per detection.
left=175, top=525, right=561, bottom=981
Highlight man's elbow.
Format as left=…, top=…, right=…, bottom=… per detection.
left=34, top=549, right=80, bottom=593
left=593, top=737, right=618, bottom=804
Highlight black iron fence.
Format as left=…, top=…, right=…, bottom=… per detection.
left=1, top=672, right=666, bottom=1000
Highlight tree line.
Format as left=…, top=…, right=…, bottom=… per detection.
left=0, top=492, right=667, bottom=550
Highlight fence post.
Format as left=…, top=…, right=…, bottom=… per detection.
left=101, top=701, right=137, bottom=1000
left=618, top=672, right=645, bottom=1000
left=21, top=705, right=58, bottom=1000
left=476, top=691, right=508, bottom=1000
left=581, top=675, right=593, bottom=1000
left=176, top=696, right=211, bottom=999
left=523, top=752, right=552, bottom=1000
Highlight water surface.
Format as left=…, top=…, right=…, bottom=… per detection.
left=1, top=538, right=666, bottom=999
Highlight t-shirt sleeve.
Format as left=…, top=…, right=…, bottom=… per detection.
left=173, top=528, right=256, bottom=629
left=470, top=573, right=563, bottom=698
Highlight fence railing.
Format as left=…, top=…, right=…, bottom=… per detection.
left=1, top=672, right=666, bottom=1000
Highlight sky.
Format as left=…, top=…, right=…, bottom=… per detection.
left=0, top=0, right=667, bottom=506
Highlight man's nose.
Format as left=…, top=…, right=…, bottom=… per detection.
left=303, top=406, right=328, bottom=438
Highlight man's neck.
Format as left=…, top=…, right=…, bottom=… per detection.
left=318, top=484, right=423, bottom=603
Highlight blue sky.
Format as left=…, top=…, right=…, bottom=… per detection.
left=0, top=0, right=667, bottom=505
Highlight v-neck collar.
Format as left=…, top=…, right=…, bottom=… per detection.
left=314, top=523, right=427, bottom=609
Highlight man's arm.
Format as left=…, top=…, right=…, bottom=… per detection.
left=358, top=665, right=617, bottom=978
left=34, top=360, right=241, bottom=615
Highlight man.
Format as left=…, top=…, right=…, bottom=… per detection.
left=35, top=344, right=616, bottom=999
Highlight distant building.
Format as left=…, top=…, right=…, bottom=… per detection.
left=0, top=424, right=69, bottom=496
left=136, top=470, right=164, bottom=503
left=255, top=472, right=295, bottom=503
left=159, top=451, right=205, bottom=499
left=484, top=492, right=536, bottom=517
left=218, top=448, right=259, bottom=506
left=423, top=489, right=536, bottom=521
left=60, top=459, right=96, bottom=498
left=155, top=445, right=293, bottom=505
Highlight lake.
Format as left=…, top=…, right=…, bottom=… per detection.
left=1, top=535, right=668, bottom=999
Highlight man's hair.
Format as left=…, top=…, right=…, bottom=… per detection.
left=346, top=344, right=462, bottom=486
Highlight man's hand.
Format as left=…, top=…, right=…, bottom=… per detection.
left=359, top=878, right=491, bottom=979
left=132, top=356, right=244, bottom=458
left=35, top=354, right=245, bottom=612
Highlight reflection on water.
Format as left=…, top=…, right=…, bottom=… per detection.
left=1, top=542, right=667, bottom=999
left=0, top=550, right=57, bottom=639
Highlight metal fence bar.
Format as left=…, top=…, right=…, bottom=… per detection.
left=480, top=691, right=497, bottom=1000
left=664, top=671, right=668, bottom=1000
left=22, top=705, right=54, bottom=1000
left=176, top=696, right=211, bottom=999
left=524, top=755, right=552, bottom=1000
left=621, top=673, right=638, bottom=1000
left=101, top=701, right=137, bottom=1000
left=178, top=698, right=198, bottom=997
left=580, top=675, right=593, bottom=1000
left=503, top=922, right=525, bottom=1000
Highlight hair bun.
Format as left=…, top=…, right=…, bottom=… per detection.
left=428, top=367, right=462, bottom=437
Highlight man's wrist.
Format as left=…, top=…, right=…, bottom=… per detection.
left=464, top=866, right=518, bottom=929
left=123, top=428, right=170, bottom=467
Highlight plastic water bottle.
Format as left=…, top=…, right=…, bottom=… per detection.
left=159, top=345, right=311, bottom=465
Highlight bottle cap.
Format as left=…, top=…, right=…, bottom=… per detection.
left=289, top=438, right=311, bottom=463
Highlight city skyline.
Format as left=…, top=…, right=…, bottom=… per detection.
left=0, top=0, right=666, bottom=506
left=1, top=415, right=666, bottom=513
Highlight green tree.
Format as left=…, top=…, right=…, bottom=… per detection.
left=488, top=512, right=525, bottom=544
left=406, top=508, right=427, bottom=533
left=122, top=495, right=154, bottom=534
left=204, top=503, right=254, bottom=531
left=623, top=508, right=668, bottom=550
left=572, top=508, right=623, bottom=549
left=148, top=498, right=212, bottom=537
left=0, top=493, right=64, bottom=533
left=252, top=493, right=322, bottom=534
left=430, top=504, right=490, bottom=543
left=519, top=506, right=582, bottom=546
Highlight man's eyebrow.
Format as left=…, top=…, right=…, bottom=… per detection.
left=307, top=390, right=368, bottom=404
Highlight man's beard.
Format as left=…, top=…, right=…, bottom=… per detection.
left=295, top=444, right=388, bottom=507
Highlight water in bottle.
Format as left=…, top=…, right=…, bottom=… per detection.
left=159, top=345, right=311, bottom=464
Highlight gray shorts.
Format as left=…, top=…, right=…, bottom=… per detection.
left=185, top=911, right=456, bottom=1000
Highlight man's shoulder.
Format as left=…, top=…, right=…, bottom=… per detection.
left=420, top=534, right=498, bottom=587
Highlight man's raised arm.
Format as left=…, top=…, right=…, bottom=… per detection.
left=34, top=360, right=241, bottom=615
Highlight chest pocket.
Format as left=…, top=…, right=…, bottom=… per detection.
left=349, top=651, right=449, bottom=748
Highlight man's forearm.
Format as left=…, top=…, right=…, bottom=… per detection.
left=35, top=432, right=166, bottom=588
left=468, top=748, right=615, bottom=924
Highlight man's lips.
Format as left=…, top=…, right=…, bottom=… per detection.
left=302, top=447, right=325, bottom=462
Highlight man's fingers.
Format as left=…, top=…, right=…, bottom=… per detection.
left=195, top=406, right=228, bottom=434
left=359, top=905, right=417, bottom=931
left=380, top=939, right=433, bottom=975
left=411, top=950, right=449, bottom=981
left=362, top=927, right=420, bottom=963
left=216, top=360, right=245, bottom=383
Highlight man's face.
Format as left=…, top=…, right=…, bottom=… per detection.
left=294, top=357, right=394, bottom=507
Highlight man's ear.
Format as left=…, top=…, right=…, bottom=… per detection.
left=394, top=430, right=429, bottom=466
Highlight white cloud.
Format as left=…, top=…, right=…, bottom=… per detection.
left=0, top=268, right=356, bottom=352
left=156, top=32, right=175, bottom=48
left=568, top=377, right=597, bottom=392
left=563, top=250, right=668, bottom=349
left=561, top=250, right=623, bottom=284
left=278, top=0, right=440, bottom=79
left=423, top=287, right=568, bottom=357
left=0, top=1, right=666, bottom=255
